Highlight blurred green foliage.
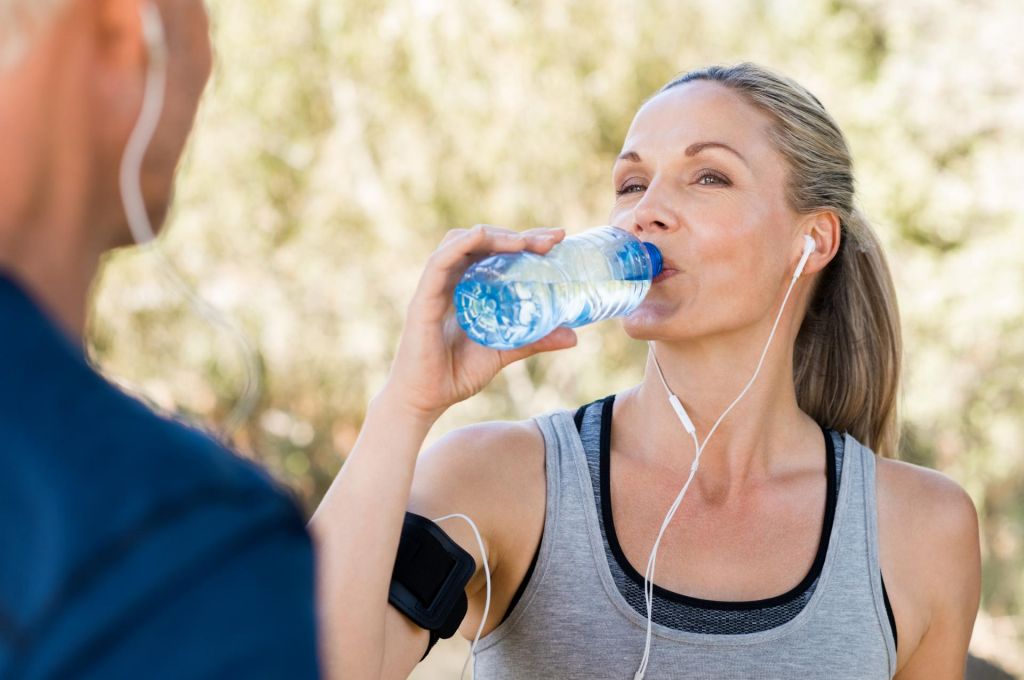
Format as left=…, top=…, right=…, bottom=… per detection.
left=87, top=0, right=1023, bottom=664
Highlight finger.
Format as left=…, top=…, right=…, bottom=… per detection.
left=519, top=228, right=567, bottom=254
left=406, top=226, right=521, bottom=322
left=497, top=326, right=578, bottom=367
left=432, top=224, right=524, bottom=268
left=438, top=227, right=469, bottom=247
left=410, top=226, right=567, bottom=325
left=417, top=226, right=558, bottom=301
left=434, top=225, right=565, bottom=268
left=437, top=225, right=506, bottom=250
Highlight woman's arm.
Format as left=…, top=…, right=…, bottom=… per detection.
left=380, top=418, right=548, bottom=678
left=308, top=225, right=575, bottom=680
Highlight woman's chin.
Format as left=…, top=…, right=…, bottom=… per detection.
left=622, top=302, right=677, bottom=340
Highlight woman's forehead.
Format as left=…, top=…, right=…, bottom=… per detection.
left=622, top=81, right=775, bottom=158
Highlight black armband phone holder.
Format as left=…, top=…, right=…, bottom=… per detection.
left=389, top=512, right=475, bottom=656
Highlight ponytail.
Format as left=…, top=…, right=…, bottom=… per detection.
left=794, top=209, right=902, bottom=457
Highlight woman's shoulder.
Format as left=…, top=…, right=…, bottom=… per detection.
left=842, top=432, right=977, bottom=537
left=418, top=417, right=547, bottom=474
left=872, top=452, right=981, bottom=670
left=409, top=418, right=549, bottom=597
left=416, top=405, right=582, bottom=475
left=874, top=455, right=978, bottom=548
left=411, top=417, right=548, bottom=520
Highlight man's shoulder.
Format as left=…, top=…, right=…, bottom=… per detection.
left=0, top=356, right=295, bottom=521
left=0, top=245, right=315, bottom=676
left=0, top=357, right=306, bottom=641
left=0, top=273, right=285, bottom=509
left=0, top=394, right=317, bottom=677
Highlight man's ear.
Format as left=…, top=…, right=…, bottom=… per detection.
left=95, top=0, right=149, bottom=66
left=91, top=0, right=151, bottom=140
left=799, top=210, right=841, bottom=277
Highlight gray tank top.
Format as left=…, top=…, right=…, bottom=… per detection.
left=472, top=409, right=898, bottom=679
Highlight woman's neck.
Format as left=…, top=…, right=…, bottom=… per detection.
left=615, top=329, right=820, bottom=501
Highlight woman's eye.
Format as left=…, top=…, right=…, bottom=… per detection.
left=616, top=182, right=646, bottom=196
left=696, top=171, right=730, bottom=186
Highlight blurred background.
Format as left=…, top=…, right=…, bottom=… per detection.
left=86, top=0, right=1023, bottom=676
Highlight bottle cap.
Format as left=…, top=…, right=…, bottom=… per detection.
left=643, top=242, right=663, bottom=277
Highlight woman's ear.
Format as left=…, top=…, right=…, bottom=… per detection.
left=799, top=210, right=842, bottom=277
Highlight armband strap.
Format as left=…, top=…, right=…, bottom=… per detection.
left=388, top=512, right=475, bottom=658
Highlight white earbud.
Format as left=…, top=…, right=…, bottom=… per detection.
left=793, top=234, right=815, bottom=280
left=140, top=3, right=168, bottom=66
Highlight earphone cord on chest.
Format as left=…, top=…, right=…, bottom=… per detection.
left=634, top=237, right=815, bottom=679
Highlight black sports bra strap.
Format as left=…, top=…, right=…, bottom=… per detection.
left=573, top=405, right=587, bottom=433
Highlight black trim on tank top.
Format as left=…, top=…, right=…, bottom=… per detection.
left=501, top=538, right=540, bottom=625
left=499, top=398, right=897, bottom=652
left=573, top=403, right=588, bottom=432
left=882, top=574, right=898, bottom=650
left=599, top=394, right=838, bottom=610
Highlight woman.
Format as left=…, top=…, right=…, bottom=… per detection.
left=311, top=64, right=980, bottom=679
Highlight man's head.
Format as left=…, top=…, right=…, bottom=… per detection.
left=0, top=0, right=212, bottom=251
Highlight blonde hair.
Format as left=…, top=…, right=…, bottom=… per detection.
left=661, top=64, right=903, bottom=457
left=0, top=0, right=70, bottom=70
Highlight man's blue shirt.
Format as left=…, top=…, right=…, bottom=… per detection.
left=0, top=274, right=319, bottom=678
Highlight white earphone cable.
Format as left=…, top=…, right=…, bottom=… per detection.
left=118, top=4, right=260, bottom=439
left=432, top=513, right=491, bottom=680
left=634, top=240, right=813, bottom=678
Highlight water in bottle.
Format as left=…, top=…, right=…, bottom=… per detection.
left=454, top=226, right=663, bottom=350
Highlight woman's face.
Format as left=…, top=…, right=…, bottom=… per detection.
left=610, top=81, right=806, bottom=343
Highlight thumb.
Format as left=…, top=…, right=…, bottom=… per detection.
left=497, top=327, right=578, bottom=368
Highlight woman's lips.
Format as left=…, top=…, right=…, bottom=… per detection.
left=652, top=268, right=679, bottom=284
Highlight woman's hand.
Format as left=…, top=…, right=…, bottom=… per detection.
left=382, top=224, right=578, bottom=422
left=314, top=225, right=576, bottom=679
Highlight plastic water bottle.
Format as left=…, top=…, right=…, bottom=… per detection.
left=454, top=226, right=663, bottom=350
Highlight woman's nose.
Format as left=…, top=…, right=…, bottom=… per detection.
left=631, top=183, right=679, bottom=235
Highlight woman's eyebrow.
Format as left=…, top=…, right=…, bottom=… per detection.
left=685, top=141, right=749, bottom=167
left=616, top=143, right=749, bottom=168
